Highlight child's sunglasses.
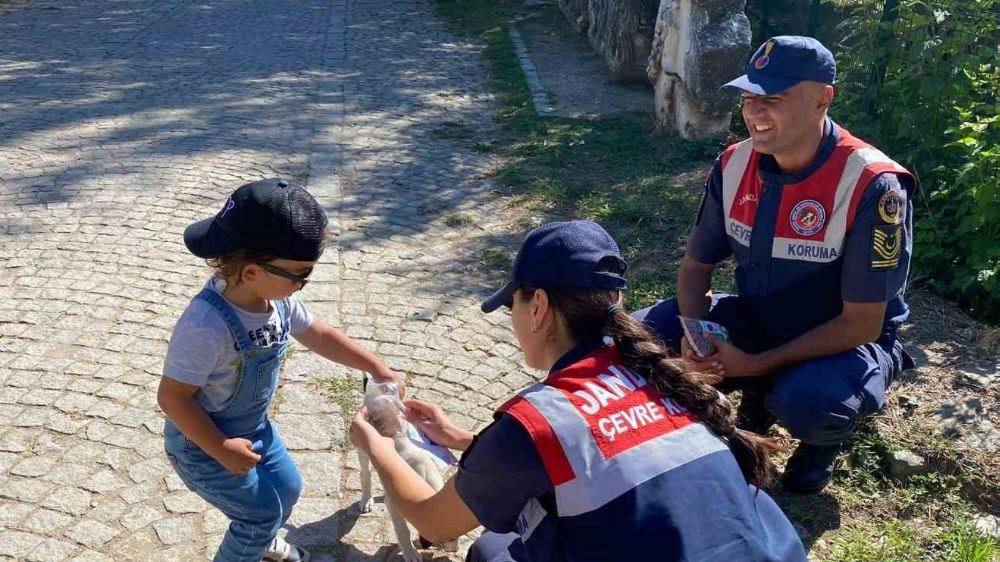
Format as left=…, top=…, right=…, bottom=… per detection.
left=255, top=261, right=313, bottom=288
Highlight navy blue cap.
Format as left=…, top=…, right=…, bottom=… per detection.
left=481, top=220, right=628, bottom=313
left=184, top=178, right=329, bottom=261
left=723, top=36, right=836, bottom=95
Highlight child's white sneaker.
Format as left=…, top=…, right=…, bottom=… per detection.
left=262, top=536, right=310, bottom=562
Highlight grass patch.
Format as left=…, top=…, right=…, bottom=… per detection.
left=432, top=0, right=725, bottom=311
left=324, top=377, right=364, bottom=447
left=431, top=120, right=477, bottom=140
left=444, top=212, right=475, bottom=227
left=481, top=246, right=512, bottom=273
left=826, top=516, right=997, bottom=562
left=806, top=422, right=1000, bottom=561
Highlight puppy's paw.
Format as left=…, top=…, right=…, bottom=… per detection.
left=355, top=497, right=374, bottom=513
left=440, top=539, right=459, bottom=553
left=397, top=544, right=423, bottom=562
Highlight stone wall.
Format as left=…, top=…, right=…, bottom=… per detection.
left=647, top=0, right=750, bottom=139
left=556, top=0, right=591, bottom=33
left=584, top=0, right=660, bottom=83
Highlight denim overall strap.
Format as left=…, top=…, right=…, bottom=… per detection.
left=195, top=288, right=255, bottom=351
left=163, top=288, right=257, bottom=443
left=275, top=298, right=289, bottom=335
left=208, top=296, right=290, bottom=438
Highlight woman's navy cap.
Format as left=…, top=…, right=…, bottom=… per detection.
left=481, top=220, right=628, bottom=313
left=723, top=36, right=837, bottom=95
left=184, top=178, right=329, bottom=261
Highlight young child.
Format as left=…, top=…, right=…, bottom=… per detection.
left=158, top=178, right=399, bottom=562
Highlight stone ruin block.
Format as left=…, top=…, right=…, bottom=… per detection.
left=648, top=0, right=751, bottom=139
left=586, top=0, right=660, bottom=83
left=556, top=0, right=591, bottom=34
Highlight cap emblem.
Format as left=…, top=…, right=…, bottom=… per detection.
left=754, top=40, right=775, bottom=70
left=219, top=197, right=235, bottom=219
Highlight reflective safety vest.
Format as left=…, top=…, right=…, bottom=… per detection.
left=720, top=127, right=914, bottom=264
left=498, top=346, right=728, bottom=540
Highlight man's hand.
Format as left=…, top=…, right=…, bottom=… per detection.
left=706, top=334, right=767, bottom=378
left=681, top=336, right=726, bottom=384
left=215, top=438, right=261, bottom=475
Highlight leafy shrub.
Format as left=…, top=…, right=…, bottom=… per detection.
left=835, top=0, right=1000, bottom=320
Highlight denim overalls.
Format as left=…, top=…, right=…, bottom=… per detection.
left=164, top=289, right=303, bottom=562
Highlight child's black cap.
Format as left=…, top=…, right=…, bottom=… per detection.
left=184, top=178, right=328, bottom=261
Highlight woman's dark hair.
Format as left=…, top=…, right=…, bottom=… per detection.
left=519, top=283, right=781, bottom=488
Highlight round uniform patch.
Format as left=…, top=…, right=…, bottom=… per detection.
left=790, top=200, right=827, bottom=236
left=878, top=190, right=901, bottom=224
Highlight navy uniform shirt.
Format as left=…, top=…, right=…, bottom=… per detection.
left=689, top=119, right=913, bottom=348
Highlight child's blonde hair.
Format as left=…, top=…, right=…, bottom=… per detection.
left=207, top=226, right=333, bottom=286
left=207, top=249, right=279, bottom=286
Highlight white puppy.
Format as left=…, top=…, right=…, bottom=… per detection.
left=356, top=381, right=457, bottom=562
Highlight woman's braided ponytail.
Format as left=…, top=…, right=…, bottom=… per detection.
left=523, top=285, right=780, bottom=487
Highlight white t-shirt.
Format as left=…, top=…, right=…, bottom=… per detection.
left=163, top=278, right=314, bottom=412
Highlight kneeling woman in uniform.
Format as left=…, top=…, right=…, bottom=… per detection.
left=350, top=220, right=806, bottom=562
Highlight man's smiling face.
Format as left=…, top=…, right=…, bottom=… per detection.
left=741, top=81, right=833, bottom=158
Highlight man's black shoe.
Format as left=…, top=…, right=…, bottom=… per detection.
left=736, top=391, right=775, bottom=435
left=781, top=443, right=842, bottom=494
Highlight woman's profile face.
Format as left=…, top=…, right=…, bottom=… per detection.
left=511, top=288, right=545, bottom=370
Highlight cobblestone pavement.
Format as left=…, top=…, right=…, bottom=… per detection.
left=0, top=1, right=526, bottom=560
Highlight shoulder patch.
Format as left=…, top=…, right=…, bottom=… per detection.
left=871, top=224, right=903, bottom=270
left=878, top=189, right=902, bottom=224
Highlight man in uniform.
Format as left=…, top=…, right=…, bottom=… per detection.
left=634, top=36, right=916, bottom=494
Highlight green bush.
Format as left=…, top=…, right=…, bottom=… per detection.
left=835, top=0, right=1000, bottom=321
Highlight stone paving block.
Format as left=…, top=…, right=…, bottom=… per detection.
left=0, top=530, right=44, bottom=559
left=13, top=407, right=52, bottom=428
left=162, top=491, right=207, bottom=514
left=25, top=538, right=78, bottom=562
left=121, top=480, right=159, bottom=505
left=202, top=508, right=229, bottom=536
left=11, top=455, right=58, bottom=478
left=19, top=508, right=74, bottom=535
left=45, top=413, right=91, bottom=436
left=284, top=496, right=342, bottom=546
left=87, top=498, right=127, bottom=524
left=40, top=463, right=92, bottom=486
left=0, top=500, right=35, bottom=528
left=79, top=470, right=125, bottom=494
left=297, top=451, right=344, bottom=498
left=0, top=451, right=16, bottom=475
left=65, top=520, right=118, bottom=549
left=120, top=504, right=163, bottom=532
left=127, top=456, right=169, bottom=484
left=152, top=517, right=194, bottom=546
left=274, top=414, right=343, bottom=451
left=68, top=550, right=105, bottom=562
left=39, top=487, right=92, bottom=516
left=1, top=478, right=55, bottom=503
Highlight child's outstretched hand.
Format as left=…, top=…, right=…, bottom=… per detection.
left=216, top=438, right=261, bottom=475
left=372, top=370, right=406, bottom=397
